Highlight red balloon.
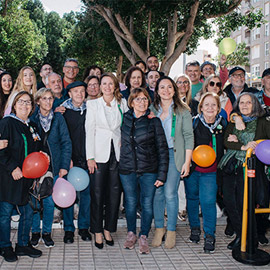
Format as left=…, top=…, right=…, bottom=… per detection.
left=22, top=152, right=49, bottom=178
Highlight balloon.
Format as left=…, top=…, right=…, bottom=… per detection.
left=67, top=167, right=90, bottom=191
left=219, top=38, right=237, bottom=56
left=192, top=145, right=216, bottom=167
left=22, top=152, right=49, bottom=178
left=256, top=139, right=265, bottom=145
left=255, top=140, right=270, bottom=165
left=52, top=178, right=76, bottom=208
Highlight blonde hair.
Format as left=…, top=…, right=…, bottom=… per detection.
left=174, top=74, right=192, bottom=105
left=202, top=74, right=222, bottom=96
left=34, top=88, right=54, bottom=103
left=198, top=92, right=221, bottom=115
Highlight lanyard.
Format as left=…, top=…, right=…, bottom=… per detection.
left=212, top=134, right=217, bottom=154
left=118, top=104, right=123, bottom=126
left=171, top=113, right=176, bottom=137
left=22, top=133, right=28, bottom=158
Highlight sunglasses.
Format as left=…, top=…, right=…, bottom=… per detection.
left=209, top=81, right=222, bottom=88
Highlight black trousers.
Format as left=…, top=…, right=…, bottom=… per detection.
left=90, top=144, right=121, bottom=233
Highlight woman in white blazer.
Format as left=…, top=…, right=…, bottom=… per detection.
left=85, top=72, right=128, bottom=249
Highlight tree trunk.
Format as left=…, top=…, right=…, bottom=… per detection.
left=116, top=55, right=123, bottom=82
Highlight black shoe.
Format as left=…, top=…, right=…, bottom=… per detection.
left=224, top=222, right=235, bottom=238
left=258, top=234, right=269, bottom=246
left=30, top=232, right=41, bottom=247
left=42, top=233, right=55, bottom=248
left=227, top=236, right=241, bottom=250
left=64, top=231, right=74, bottom=244
left=103, top=233, right=114, bottom=246
left=15, top=243, right=42, bottom=258
left=94, top=235, right=104, bottom=249
left=204, top=235, right=215, bottom=254
left=2, top=246, right=18, bottom=262
left=189, top=227, right=201, bottom=243
left=79, top=229, right=92, bottom=241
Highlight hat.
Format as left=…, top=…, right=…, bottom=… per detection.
left=262, top=68, right=270, bottom=78
left=201, top=61, right=216, bottom=72
left=66, top=81, right=87, bottom=92
left=229, top=66, right=246, bottom=77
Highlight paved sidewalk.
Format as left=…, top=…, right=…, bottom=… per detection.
left=1, top=218, right=270, bottom=270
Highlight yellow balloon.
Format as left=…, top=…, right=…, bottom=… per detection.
left=219, top=38, right=237, bottom=56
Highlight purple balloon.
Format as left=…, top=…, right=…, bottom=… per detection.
left=255, top=140, right=270, bottom=165
left=52, top=178, right=76, bottom=208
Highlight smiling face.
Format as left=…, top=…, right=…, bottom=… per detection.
left=201, top=64, right=215, bottom=79
left=146, top=71, right=160, bottom=89
left=63, top=61, right=79, bottom=81
left=68, top=86, right=86, bottom=107
left=87, top=77, right=100, bottom=98
left=37, top=92, right=54, bottom=115
left=186, top=65, right=201, bottom=84
left=229, top=70, right=245, bottom=89
left=157, top=79, right=175, bottom=102
left=130, top=70, right=143, bottom=90
left=239, top=94, right=253, bottom=116
left=1, top=74, right=12, bottom=93
left=100, top=76, right=115, bottom=98
left=200, top=96, right=219, bottom=120
left=14, top=94, right=32, bottom=120
left=176, top=76, right=190, bottom=97
left=131, top=92, right=148, bottom=116
left=47, top=73, right=63, bottom=97
left=207, top=77, right=222, bottom=94
left=23, top=68, right=35, bottom=89
left=146, top=56, right=159, bottom=71
left=89, top=68, right=102, bottom=79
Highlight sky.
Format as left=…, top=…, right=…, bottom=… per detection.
left=40, top=0, right=218, bottom=58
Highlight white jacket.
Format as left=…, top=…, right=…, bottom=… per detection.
left=85, top=96, right=128, bottom=163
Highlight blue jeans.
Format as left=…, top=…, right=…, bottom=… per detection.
left=32, top=175, right=58, bottom=234
left=0, top=201, right=33, bottom=247
left=184, top=171, right=217, bottom=238
left=120, top=173, right=157, bottom=237
left=63, top=173, right=91, bottom=232
left=153, top=149, right=181, bottom=231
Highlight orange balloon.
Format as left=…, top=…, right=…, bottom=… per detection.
left=192, top=145, right=216, bottom=167
left=22, top=152, right=49, bottom=178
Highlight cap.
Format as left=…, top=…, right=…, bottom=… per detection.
left=66, top=81, right=87, bottom=92
left=262, top=68, right=270, bottom=78
left=229, top=66, right=246, bottom=77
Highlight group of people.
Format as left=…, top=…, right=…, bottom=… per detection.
left=0, top=54, right=270, bottom=262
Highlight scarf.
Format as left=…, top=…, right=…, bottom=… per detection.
left=61, top=98, right=86, bottom=115
left=199, top=113, right=223, bottom=133
left=38, top=109, right=54, bottom=132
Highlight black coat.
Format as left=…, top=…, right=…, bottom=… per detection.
left=0, top=117, right=41, bottom=205
left=119, top=109, right=169, bottom=182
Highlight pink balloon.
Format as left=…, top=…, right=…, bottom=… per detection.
left=52, top=178, right=76, bottom=208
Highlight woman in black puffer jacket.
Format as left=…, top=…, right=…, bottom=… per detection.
left=119, top=87, right=169, bottom=254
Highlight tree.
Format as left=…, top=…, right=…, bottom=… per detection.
left=82, top=0, right=264, bottom=74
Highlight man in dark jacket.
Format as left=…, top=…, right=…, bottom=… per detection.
left=61, top=81, right=91, bottom=244
left=224, top=66, right=258, bottom=106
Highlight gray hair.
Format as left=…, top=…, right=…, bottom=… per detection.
left=234, top=92, right=265, bottom=117
left=34, top=87, right=54, bottom=103
left=64, top=58, right=78, bottom=66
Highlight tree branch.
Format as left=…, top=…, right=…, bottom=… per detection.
left=146, top=10, right=151, bottom=55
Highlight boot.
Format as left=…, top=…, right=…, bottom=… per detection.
left=151, top=228, right=165, bottom=247
left=165, top=231, right=176, bottom=249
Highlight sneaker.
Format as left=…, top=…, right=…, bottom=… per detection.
left=11, top=215, right=20, bottom=222
left=79, top=229, right=92, bottom=241
left=124, top=231, right=137, bottom=250
left=204, top=234, right=215, bottom=254
left=189, top=227, right=201, bottom=243
left=63, top=231, right=74, bottom=244
left=30, top=232, right=41, bottom=247
left=42, top=233, right=55, bottom=248
left=178, top=210, right=187, bottom=221
left=15, top=243, right=42, bottom=258
left=224, top=221, right=235, bottom=238
left=138, top=235, right=149, bottom=254
left=258, top=234, right=269, bottom=246
left=2, top=246, right=18, bottom=262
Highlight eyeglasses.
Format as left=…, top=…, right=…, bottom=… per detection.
left=88, top=83, right=99, bottom=88
left=64, top=66, right=79, bottom=71
left=17, top=99, right=32, bottom=106
left=176, top=81, right=189, bottom=85
left=231, top=73, right=245, bottom=79
left=209, top=81, right=222, bottom=88
left=134, top=97, right=148, bottom=103
left=40, top=96, right=54, bottom=102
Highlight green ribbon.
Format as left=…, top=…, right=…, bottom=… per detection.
left=212, top=133, right=216, bottom=154
left=118, top=104, right=123, bottom=126
left=21, top=133, right=28, bottom=158
left=171, top=113, right=176, bottom=138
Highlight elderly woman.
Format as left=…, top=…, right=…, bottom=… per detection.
left=218, top=92, right=269, bottom=250
left=121, top=66, right=147, bottom=100
left=119, top=87, right=169, bottom=254
left=195, top=74, right=232, bottom=120
left=85, top=73, right=128, bottom=249
left=30, top=88, right=72, bottom=248
left=150, top=76, right=194, bottom=249
left=5, top=66, right=37, bottom=115
left=0, top=92, right=42, bottom=262
left=175, top=74, right=198, bottom=117
left=84, top=75, right=101, bottom=100
left=0, top=72, right=13, bottom=119
left=185, top=92, right=227, bottom=254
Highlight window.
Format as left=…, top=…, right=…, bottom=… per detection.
left=265, top=62, right=270, bottom=69
left=253, top=0, right=260, bottom=3
left=236, top=35, right=242, bottom=44
left=265, top=42, right=269, bottom=56
left=266, top=23, right=269, bottom=36
left=265, top=2, right=270, bottom=16
left=251, top=64, right=260, bottom=77
left=252, top=28, right=260, bottom=40
left=251, top=45, right=260, bottom=59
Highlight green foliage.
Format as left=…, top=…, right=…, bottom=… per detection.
left=226, top=42, right=250, bottom=67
